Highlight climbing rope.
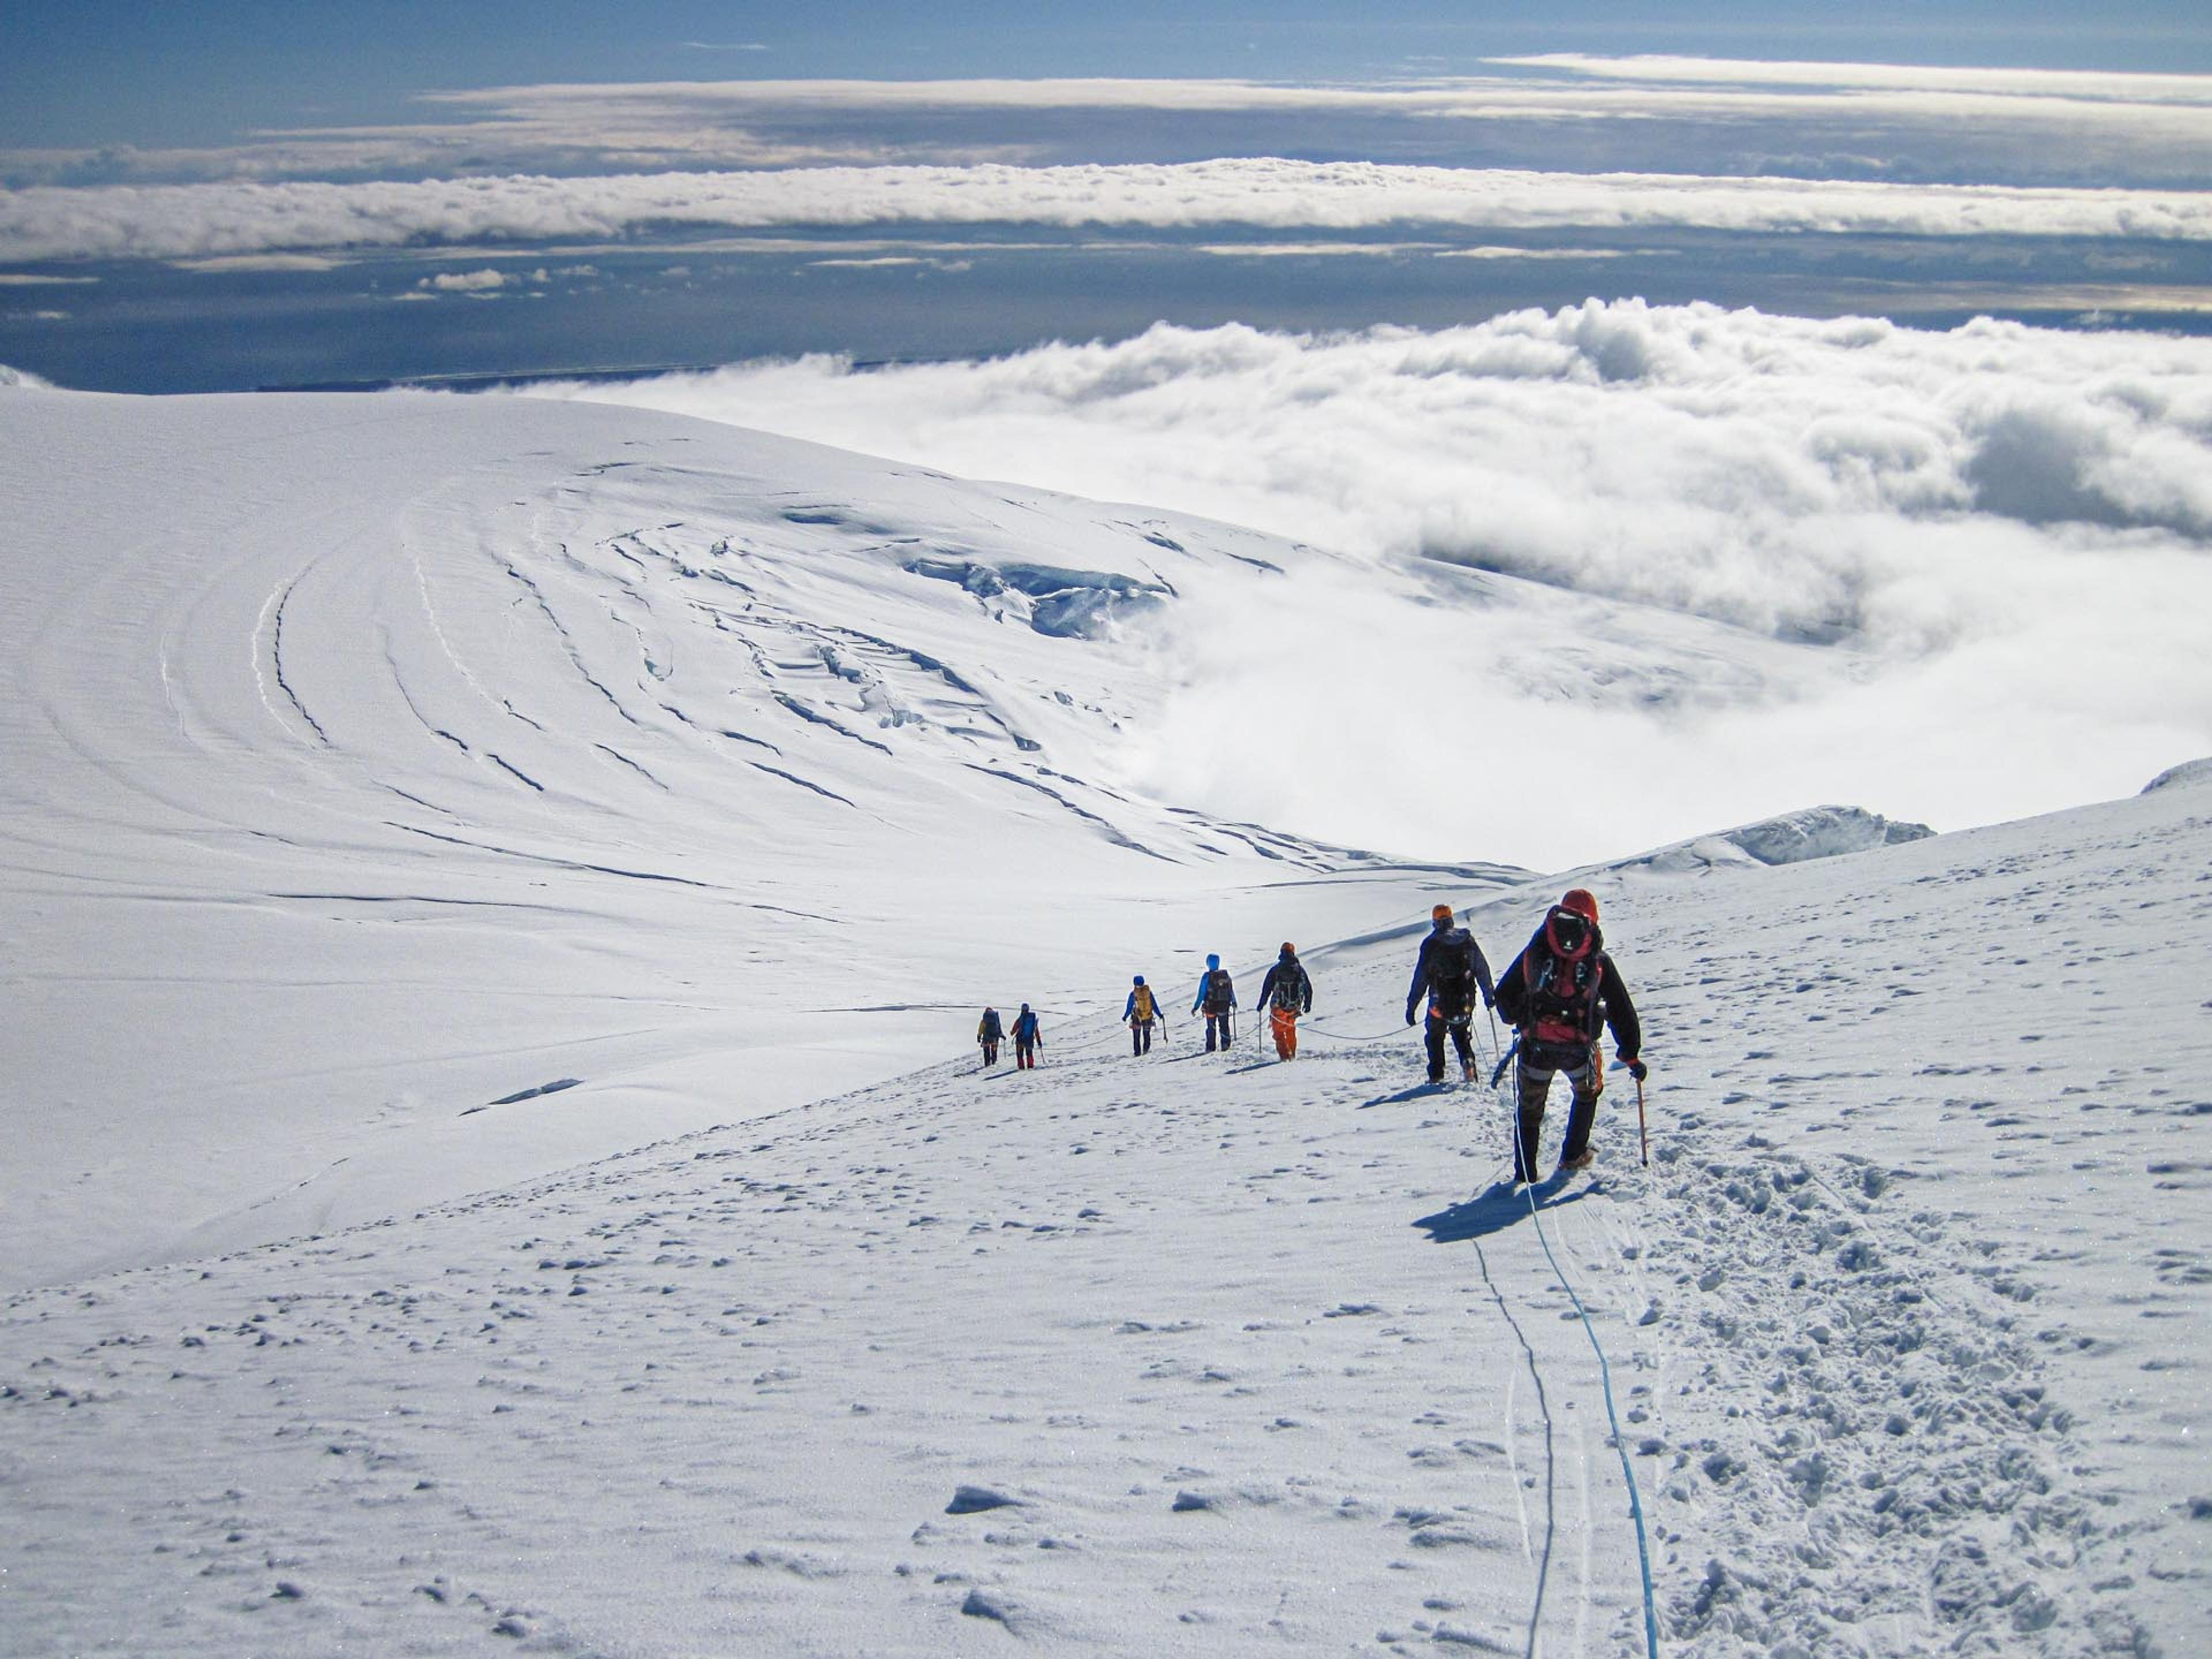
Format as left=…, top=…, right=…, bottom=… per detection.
left=1300, top=1021, right=1409, bottom=1044
left=1512, top=1085, right=1663, bottom=1658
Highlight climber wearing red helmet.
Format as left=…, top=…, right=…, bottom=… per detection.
left=1494, top=888, right=1644, bottom=1180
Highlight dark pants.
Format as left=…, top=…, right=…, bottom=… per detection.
left=1424, top=1007, right=1475, bottom=1083
left=1015, top=1040, right=1037, bottom=1070
left=1130, top=1020, right=1154, bottom=1055
left=1203, top=1011, right=1233, bottom=1051
left=980, top=1041, right=998, bottom=1066
left=1516, top=1045, right=1601, bottom=1180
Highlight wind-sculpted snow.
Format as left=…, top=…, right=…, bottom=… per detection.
left=1, top=778, right=2202, bottom=1655
left=1721, top=805, right=1933, bottom=864
left=901, top=554, right=1173, bottom=639
left=2141, top=755, right=2212, bottom=793
left=1623, top=805, right=1936, bottom=874
left=0, top=386, right=1515, bottom=1291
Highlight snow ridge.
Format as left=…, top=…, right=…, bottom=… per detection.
left=2141, top=755, right=2212, bottom=794
left=1620, top=804, right=1935, bottom=877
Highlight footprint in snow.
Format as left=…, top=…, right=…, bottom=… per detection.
left=946, top=1484, right=1020, bottom=1515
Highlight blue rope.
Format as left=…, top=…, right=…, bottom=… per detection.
left=1300, top=1021, right=1407, bottom=1043
left=1518, top=1127, right=1662, bottom=1657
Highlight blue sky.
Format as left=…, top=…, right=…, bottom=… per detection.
left=7, top=0, right=2210, bottom=147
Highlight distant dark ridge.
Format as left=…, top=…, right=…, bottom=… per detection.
left=259, top=362, right=725, bottom=394
left=259, top=351, right=966, bottom=395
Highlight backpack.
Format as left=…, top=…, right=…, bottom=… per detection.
left=1268, top=963, right=1306, bottom=1010
left=1524, top=910, right=1603, bottom=1051
left=979, top=1010, right=1001, bottom=1041
left=1205, top=968, right=1234, bottom=1013
left=1429, top=927, right=1476, bottom=1014
left=1132, top=984, right=1156, bottom=1021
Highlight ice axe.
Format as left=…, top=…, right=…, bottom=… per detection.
left=1488, top=1036, right=1518, bottom=1092
left=1634, top=1069, right=1649, bottom=1168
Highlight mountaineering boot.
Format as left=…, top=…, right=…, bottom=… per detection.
left=1558, top=1086, right=1599, bottom=1168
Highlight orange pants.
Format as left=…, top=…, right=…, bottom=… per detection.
left=1269, top=1005, right=1299, bottom=1059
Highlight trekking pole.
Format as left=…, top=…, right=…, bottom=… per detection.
left=1635, top=1071, right=1650, bottom=1168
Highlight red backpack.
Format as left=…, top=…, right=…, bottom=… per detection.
left=1523, top=908, right=1603, bottom=1050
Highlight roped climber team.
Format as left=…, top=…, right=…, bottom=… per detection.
left=969, top=885, right=1646, bottom=1181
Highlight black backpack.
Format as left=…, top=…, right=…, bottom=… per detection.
left=1205, top=968, right=1234, bottom=1012
left=1429, top=927, right=1477, bottom=1012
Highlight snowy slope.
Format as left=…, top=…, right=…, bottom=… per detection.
left=0, top=384, right=1525, bottom=1293
left=3, top=772, right=2206, bottom=1657
left=3, top=380, right=2206, bottom=1658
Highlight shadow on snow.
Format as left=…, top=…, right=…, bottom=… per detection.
left=1412, top=1175, right=1593, bottom=1243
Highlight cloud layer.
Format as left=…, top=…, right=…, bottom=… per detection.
left=5, top=158, right=2210, bottom=264
left=510, top=304, right=2212, bottom=861
left=11, top=61, right=2210, bottom=190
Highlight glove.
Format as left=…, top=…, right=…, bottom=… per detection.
left=1404, top=1005, right=1417, bottom=1027
left=1621, top=1055, right=1647, bottom=1082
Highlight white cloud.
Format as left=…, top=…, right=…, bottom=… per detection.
left=806, top=254, right=971, bottom=270
left=1495, top=55, right=2212, bottom=105
left=169, top=252, right=349, bottom=273
left=8, top=63, right=2207, bottom=192
left=416, top=267, right=510, bottom=293
left=0, top=272, right=98, bottom=285
left=508, top=304, right=2212, bottom=854
left=6, top=160, right=2210, bottom=264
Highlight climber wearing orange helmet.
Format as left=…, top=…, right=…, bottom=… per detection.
left=1404, top=902, right=1497, bottom=1085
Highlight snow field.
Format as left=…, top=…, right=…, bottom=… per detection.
left=1, top=1017, right=1647, bottom=1655
left=7, top=770, right=2207, bottom=1655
